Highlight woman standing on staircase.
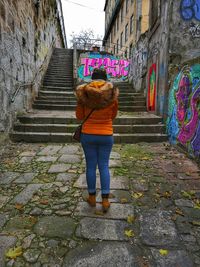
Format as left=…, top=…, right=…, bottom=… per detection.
left=75, top=68, right=119, bottom=212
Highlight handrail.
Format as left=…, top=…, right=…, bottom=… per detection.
left=10, top=40, right=56, bottom=103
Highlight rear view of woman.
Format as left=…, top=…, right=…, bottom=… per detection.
left=75, top=68, right=119, bottom=212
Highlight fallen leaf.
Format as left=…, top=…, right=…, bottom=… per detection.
left=162, top=191, right=171, bottom=198
left=15, top=203, right=24, bottom=210
left=191, top=221, right=200, bottom=226
left=132, top=192, right=144, bottom=199
left=6, top=246, right=23, bottom=259
left=159, top=249, right=168, bottom=256
left=127, top=215, right=135, bottom=224
left=120, top=198, right=128, bottom=204
left=175, top=208, right=184, bottom=216
left=68, top=169, right=77, bottom=173
left=95, top=210, right=104, bottom=216
left=124, top=229, right=134, bottom=237
left=181, top=190, right=195, bottom=199
left=39, top=199, right=49, bottom=205
left=141, top=157, right=150, bottom=160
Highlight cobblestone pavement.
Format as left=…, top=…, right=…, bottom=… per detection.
left=0, top=141, right=200, bottom=266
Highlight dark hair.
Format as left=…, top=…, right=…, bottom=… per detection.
left=91, top=68, right=107, bottom=81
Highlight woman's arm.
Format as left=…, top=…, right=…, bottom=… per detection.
left=111, top=100, right=118, bottom=120
left=76, top=104, right=85, bottom=120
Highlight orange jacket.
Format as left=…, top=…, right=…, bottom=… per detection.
left=76, top=100, right=118, bottom=135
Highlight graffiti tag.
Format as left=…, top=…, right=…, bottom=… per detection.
left=180, top=0, right=200, bottom=21
left=189, top=22, right=200, bottom=37
left=77, top=54, right=129, bottom=81
left=167, top=64, right=200, bottom=158
left=148, top=63, right=157, bottom=111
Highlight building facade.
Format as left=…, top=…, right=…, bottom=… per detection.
left=0, top=0, right=66, bottom=132
left=103, top=0, right=149, bottom=58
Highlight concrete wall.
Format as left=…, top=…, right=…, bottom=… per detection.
left=0, top=0, right=64, bottom=132
left=76, top=51, right=130, bottom=83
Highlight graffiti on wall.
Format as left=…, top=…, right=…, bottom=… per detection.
left=180, top=0, right=200, bottom=21
left=189, top=22, right=200, bottom=37
left=77, top=52, right=129, bottom=81
left=167, top=64, right=200, bottom=157
left=148, top=63, right=157, bottom=111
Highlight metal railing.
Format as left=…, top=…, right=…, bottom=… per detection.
left=10, top=40, right=56, bottom=104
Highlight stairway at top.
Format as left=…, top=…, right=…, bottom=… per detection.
left=10, top=48, right=168, bottom=143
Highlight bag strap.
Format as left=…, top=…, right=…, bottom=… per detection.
left=81, top=109, right=95, bottom=125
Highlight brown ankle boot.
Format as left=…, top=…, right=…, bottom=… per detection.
left=87, top=194, right=96, bottom=207
left=102, top=195, right=110, bottom=212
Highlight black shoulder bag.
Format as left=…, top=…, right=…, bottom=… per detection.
left=73, top=109, right=95, bottom=142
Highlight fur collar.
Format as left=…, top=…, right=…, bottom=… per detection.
left=75, top=80, right=119, bottom=109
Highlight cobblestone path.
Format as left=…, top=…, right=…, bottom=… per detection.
left=0, top=141, right=200, bottom=266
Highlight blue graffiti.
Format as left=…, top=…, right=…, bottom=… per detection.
left=180, top=0, right=200, bottom=21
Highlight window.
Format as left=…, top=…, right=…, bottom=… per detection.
left=150, top=0, right=160, bottom=28
left=130, top=15, right=134, bottom=34
left=117, top=39, right=119, bottom=54
left=126, top=0, right=129, bottom=13
left=129, top=43, right=133, bottom=58
left=125, top=23, right=128, bottom=43
left=121, top=4, right=124, bottom=23
left=125, top=50, right=127, bottom=58
left=116, top=16, right=119, bottom=31
left=120, top=31, right=123, bottom=48
left=114, top=22, right=116, bottom=36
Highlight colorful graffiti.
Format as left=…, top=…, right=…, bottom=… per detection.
left=148, top=63, right=157, bottom=111
left=180, top=0, right=200, bottom=21
left=77, top=52, right=129, bottom=81
left=167, top=64, right=200, bottom=158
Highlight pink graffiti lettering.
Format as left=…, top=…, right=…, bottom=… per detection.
left=80, top=57, right=129, bottom=77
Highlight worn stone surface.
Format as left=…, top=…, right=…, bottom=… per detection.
left=36, top=156, right=58, bottom=162
left=34, top=216, right=76, bottom=239
left=74, top=173, right=129, bottom=190
left=13, top=184, right=42, bottom=205
left=151, top=249, right=193, bottom=267
left=58, top=154, right=81, bottom=163
left=48, top=164, right=71, bottom=173
left=0, top=142, right=199, bottom=266
left=76, top=217, right=130, bottom=241
left=56, top=173, right=77, bottom=183
left=63, top=242, right=141, bottom=267
left=75, top=202, right=134, bottom=220
left=0, top=236, right=17, bottom=267
left=14, top=173, right=35, bottom=184
left=0, top=172, right=19, bottom=184
left=139, top=209, right=179, bottom=246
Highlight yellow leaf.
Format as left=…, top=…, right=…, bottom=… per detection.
left=68, top=169, right=77, bottom=173
left=127, top=215, right=135, bottom=224
left=163, top=191, right=171, bottom=198
left=132, top=192, right=144, bottom=199
left=159, top=249, right=169, bottom=256
left=120, top=198, right=128, bottom=204
left=192, top=221, right=200, bottom=226
left=6, top=246, right=23, bottom=259
left=124, top=229, right=134, bottom=237
left=15, top=203, right=24, bottom=210
left=175, top=208, right=184, bottom=216
left=141, top=157, right=150, bottom=160
left=95, top=210, right=104, bottom=216
left=194, top=204, right=200, bottom=209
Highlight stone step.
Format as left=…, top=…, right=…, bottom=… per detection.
left=14, top=123, right=166, bottom=134
left=43, top=77, right=73, bottom=82
left=10, top=132, right=168, bottom=143
left=40, top=86, right=74, bottom=91
left=38, top=91, right=75, bottom=97
left=36, top=95, right=75, bottom=100
left=43, top=83, right=74, bottom=87
left=32, top=104, right=145, bottom=111
left=17, top=115, right=163, bottom=125
left=33, top=99, right=145, bottom=106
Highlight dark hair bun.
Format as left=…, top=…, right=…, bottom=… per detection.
left=91, top=68, right=107, bottom=81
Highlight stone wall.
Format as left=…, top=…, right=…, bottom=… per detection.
left=128, top=33, right=148, bottom=92
left=0, top=0, right=64, bottom=132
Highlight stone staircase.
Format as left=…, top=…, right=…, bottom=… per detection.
left=10, top=48, right=168, bottom=143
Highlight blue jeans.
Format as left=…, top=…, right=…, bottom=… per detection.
left=80, top=133, right=114, bottom=195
